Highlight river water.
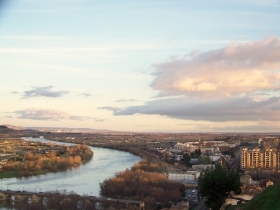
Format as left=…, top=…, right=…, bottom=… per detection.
left=0, top=137, right=141, bottom=196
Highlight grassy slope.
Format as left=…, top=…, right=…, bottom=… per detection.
left=242, top=181, right=280, bottom=210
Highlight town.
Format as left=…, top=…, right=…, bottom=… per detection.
left=0, top=125, right=280, bottom=209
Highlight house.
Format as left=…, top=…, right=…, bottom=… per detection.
left=240, top=174, right=252, bottom=185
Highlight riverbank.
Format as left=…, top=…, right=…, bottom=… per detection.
left=0, top=139, right=93, bottom=178
left=47, top=137, right=157, bottom=161
left=0, top=139, right=141, bottom=196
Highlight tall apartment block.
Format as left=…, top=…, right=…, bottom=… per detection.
left=241, top=148, right=280, bottom=170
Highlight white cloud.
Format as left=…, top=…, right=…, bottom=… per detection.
left=78, top=93, right=93, bottom=97
left=151, top=37, right=280, bottom=98
left=114, top=99, right=137, bottom=103
left=98, top=37, right=280, bottom=125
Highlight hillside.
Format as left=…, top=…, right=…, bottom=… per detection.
left=0, top=125, right=35, bottom=138
left=241, top=181, right=280, bottom=210
left=226, top=181, right=280, bottom=210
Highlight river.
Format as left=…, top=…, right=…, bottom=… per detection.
left=0, top=137, right=141, bottom=196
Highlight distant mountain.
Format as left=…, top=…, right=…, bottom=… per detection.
left=27, top=126, right=113, bottom=133
left=1, top=124, right=130, bottom=134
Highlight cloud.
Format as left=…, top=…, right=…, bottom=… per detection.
left=98, top=37, right=280, bottom=125
left=196, top=123, right=280, bottom=132
left=99, top=106, right=122, bottom=112
left=4, top=115, right=13, bottom=119
left=151, top=37, right=280, bottom=98
left=14, top=108, right=89, bottom=121
left=114, top=99, right=136, bottom=103
left=169, top=54, right=179, bottom=60
left=93, top=118, right=105, bottom=122
left=102, top=96, right=280, bottom=122
left=78, top=93, right=93, bottom=97
left=21, top=86, right=69, bottom=99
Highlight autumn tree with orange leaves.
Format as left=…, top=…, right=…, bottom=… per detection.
left=100, top=160, right=185, bottom=209
left=16, top=144, right=93, bottom=177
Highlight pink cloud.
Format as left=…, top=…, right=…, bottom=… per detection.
left=15, top=108, right=90, bottom=121
left=151, top=37, right=280, bottom=98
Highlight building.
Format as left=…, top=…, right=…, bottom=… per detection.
left=266, top=180, right=273, bottom=188
left=241, top=148, right=280, bottom=170
left=168, top=171, right=198, bottom=184
left=240, top=174, right=252, bottom=184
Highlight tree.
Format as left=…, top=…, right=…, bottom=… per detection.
left=198, top=159, right=241, bottom=210
left=194, top=149, right=202, bottom=157
left=198, top=156, right=212, bottom=164
left=182, top=153, right=191, bottom=167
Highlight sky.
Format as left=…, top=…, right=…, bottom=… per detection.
left=1, top=0, right=280, bottom=133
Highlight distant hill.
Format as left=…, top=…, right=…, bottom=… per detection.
left=27, top=126, right=112, bottom=133
left=0, top=125, right=34, bottom=138
left=3, top=124, right=26, bottom=130
left=0, top=125, right=9, bottom=130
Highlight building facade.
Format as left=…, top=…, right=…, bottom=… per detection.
left=241, top=148, right=280, bottom=170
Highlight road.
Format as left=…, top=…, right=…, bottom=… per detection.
left=194, top=198, right=209, bottom=210
left=185, top=189, right=198, bottom=202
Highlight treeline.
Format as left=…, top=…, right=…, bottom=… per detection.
left=17, top=155, right=82, bottom=177
left=100, top=160, right=186, bottom=209
left=3, top=144, right=93, bottom=177
left=132, top=159, right=168, bottom=172
left=67, top=144, right=93, bottom=162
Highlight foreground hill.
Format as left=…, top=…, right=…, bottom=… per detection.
left=226, top=181, right=280, bottom=210
left=241, top=181, right=280, bottom=210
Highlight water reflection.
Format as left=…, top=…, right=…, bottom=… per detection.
left=0, top=137, right=141, bottom=196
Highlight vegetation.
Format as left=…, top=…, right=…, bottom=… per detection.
left=0, top=170, right=18, bottom=179
left=0, top=143, right=93, bottom=177
left=225, top=181, right=280, bottom=210
left=198, top=159, right=241, bottom=210
left=241, top=181, right=280, bottom=210
left=191, top=149, right=202, bottom=158
left=100, top=160, right=186, bottom=209
left=182, top=153, right=191, bottom=167
left=197, top=156, right=212, bottom=164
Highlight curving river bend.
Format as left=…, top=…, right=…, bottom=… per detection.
left=0, top=137, right=141, bottom=196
